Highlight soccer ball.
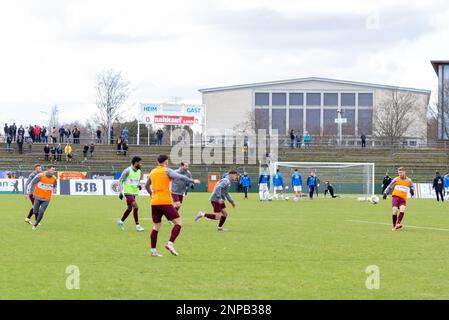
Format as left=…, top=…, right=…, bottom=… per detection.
left=370, top=196, right=379, bottom=204
left=267, top=195, right=273, bottom=201
left=285, top=196, right=289, bottom=201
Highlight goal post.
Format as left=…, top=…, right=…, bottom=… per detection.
left=267, top=162, right=375, bottom=197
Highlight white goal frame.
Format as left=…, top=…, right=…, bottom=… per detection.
left=269, top=161, right=375, bottom=197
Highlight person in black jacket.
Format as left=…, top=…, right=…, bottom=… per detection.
left=43, top=144, right=50, bottom=161
left=381, top=172, right=392, bottom=195
left=324, top=181, right=338, bottom=198
left=83, top=144, right=89, bottom=161
left=433, top=171, right=444, bottom=202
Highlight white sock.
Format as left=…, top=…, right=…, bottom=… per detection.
left=168, top=241, right=174, bottom=246
left=151, top=248, right=157, bottom=253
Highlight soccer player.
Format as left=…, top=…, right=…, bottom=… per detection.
left=258, top=166, right=270, bottom=201
left=145, top=155, right=200, bottom=257
left=324, top=181, right=338, bottom=198
left=28, top=164, right=57, bottom=230
left=171, top=161, right=193, bottom=213
left=291, top=169, right=303, bottom=200
left=194, top=170, right=238, bottom=231
left=383, top=167, right=415, bottom=231
left=432, top=171, right=444, bottom=202
left=307, top=172, right=317, bottom=199
left=239, top=172, right=252, bottom=200
left=273, top=169, right=285, bottom=200
left=24, top=164, right=42, bottom=224
left=117, top=156, right=145, bottom=232
left=444, top=172, right=449, bottom=201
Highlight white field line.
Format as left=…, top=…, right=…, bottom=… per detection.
left=347, top=219, right=449, bottom=232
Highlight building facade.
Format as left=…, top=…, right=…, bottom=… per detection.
left=431, top=61, right=449, bottom=140
left=200, top=77, right=430, bottom=144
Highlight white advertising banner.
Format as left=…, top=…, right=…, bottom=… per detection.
left=139, top=103, right=204, bottom=126
left=69, top=179, right=104, bottom=196
left=414, top=183, right=436, bottom=199
left=104, top=180, right=149, bottom=196
left=0, top=179, right=23, bottom=194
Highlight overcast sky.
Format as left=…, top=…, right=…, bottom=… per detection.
left=1, top=0, right=448, bottom=126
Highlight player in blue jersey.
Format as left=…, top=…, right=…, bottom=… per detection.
left=239, top=172, right=252, bottom=200
left=291, top=169, right=303, bottom=201
left=444, top=172, right=449, bottom=201
left=273, top=169, right=285, bottom=200
left=258, top=167, right=270, bottom=201
left=307, top=171, right=317, bottom=199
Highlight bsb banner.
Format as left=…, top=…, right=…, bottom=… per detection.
left=69, top=179, right=104, bottom=196
left=0, top=179, right=23, bottom=194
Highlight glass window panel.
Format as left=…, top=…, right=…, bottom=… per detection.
left=289, top=108, right=303, bottom=133
left=306, top=109, right=321, bottom=135
left=255, top=93, right=269, bottom=106
left=255, top=109, right=269, bottom=130
left=342, top=109, right=355, bottom=135
left=324, top=93, right=338, bottom=106
left=323, top=109, right=338, bottom=136
left=358, top=110, right=373, bottom=135
left=272, top=93, right=286, bottom=106
left=341, top=93, right=355, bottom=106
left=358, top=93, right=373, bottom=107
left=306, top=93, right=321, bottom=106
left=289, top=93, right=303, bottom=106
left=272, top=109, right=286, bottom=134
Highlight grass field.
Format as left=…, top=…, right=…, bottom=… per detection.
left=1, top=193, right=449, bottom=300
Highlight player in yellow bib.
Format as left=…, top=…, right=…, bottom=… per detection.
left=145, top=155, right=200, bottom=257
left=383, top=167, right=415, bottom=231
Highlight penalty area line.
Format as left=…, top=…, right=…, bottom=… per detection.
left=346, top=220, right=449, bottom=232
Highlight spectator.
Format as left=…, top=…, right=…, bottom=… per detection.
left=6, top=135, right=12, bottom=151
left=41, top=126, right=48, bottom=143
left=28, top=125, right=34, bottom=142
left=96, top=128, right=102, bottom=144
left=3, top=123, right=8, bottom=138
left=17, top=125, right=25, bottom=138
left=44, top=143, right=50, bottom=161
left=64, top=143, right=73, bottom=162
left=122, top=141, right=128, bottom=156
left=156, top=128, right=164, bottom=145
left=73, top=126, right=80, bottom=144
left=34, top=125, right=41, bottom=143
left=17, top=134, right=24, bottom=154
left=11, top=123, right=17, bottom=142
left=296, top=134, right=302, bottom=148
left=51, top=127, right=57, bottom=143
left=116, top=136, right=123, bottom=154
left=65, top=128, right=72, bottom=143
left=110, top=127, right=114, bottom=145
left=59, top=126, right=65, bottom=143
left=50, top=145, right=56, bottom=161
left=56, top=144, right=63, bottom=161
left=289, top=129, right=295, bottom=148
left=89, top=143, right=95, bottom=158
left=27, top=136, right=33, bottom=153
left=303, top=131, right=311, bottom=148
left=122, top=127, right=129, bottom=143
left=361, top=133, right=367, bottom=148
left=82, top=144, right=89, bottom=161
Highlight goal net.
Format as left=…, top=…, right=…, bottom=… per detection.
left=267, top=162, right=375, bottom=197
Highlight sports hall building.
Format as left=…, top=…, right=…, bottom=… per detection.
left=199, top=77, right=431, bottom=145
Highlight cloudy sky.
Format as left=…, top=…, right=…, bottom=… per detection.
left=0, top=0, right=448, bottom=126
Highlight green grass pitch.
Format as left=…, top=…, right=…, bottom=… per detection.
left=1, top=193, right=449, bottom=300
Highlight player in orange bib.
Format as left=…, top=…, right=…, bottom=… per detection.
left=144, top=155, right=200, bottom=257
left=383, top=167, right=415, bottom=231
left=28, top=164, right=58, bottom=230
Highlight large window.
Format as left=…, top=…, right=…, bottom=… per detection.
left=306, top=109, right=321, bottom=135
left=342, top=109, right=355, bottom=135
left=358, top=110, right=373, bottom=135
left=341, top=93, right=355, bottom=106
left=272, top=109, right=286, bottom=134
left=289, top=93, right=303, bottom=106
left=358, top=93, right=373, bottom=107
left=255, top=92, right=269, bottom=106
left=323, top=109, right=337, bottom=135
left=324, top=93, right=338, bottom=106
left=255, top=109, right=269, bottom=130
left=306, top=93, right=321, bottom=106
left=272, top=93, right=286, bottom=106
left=289, top=109, right=303, bottom=133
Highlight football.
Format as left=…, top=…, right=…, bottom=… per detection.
left=371, top=196, right=380, bottom=204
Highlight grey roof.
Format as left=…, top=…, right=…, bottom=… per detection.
left=198, top=77, right=431, bottom=95
left=431, top=60, right=449, bottom=75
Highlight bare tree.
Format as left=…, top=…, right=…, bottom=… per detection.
left=47, top=105, right=59, bottom=129
left=95, top=69, right=130, bottom=144
left=435, top=82, right=449, bottom=140
left=233, top=109, right=256, bottom=134
left=374, top=88, right=421, bottom=146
